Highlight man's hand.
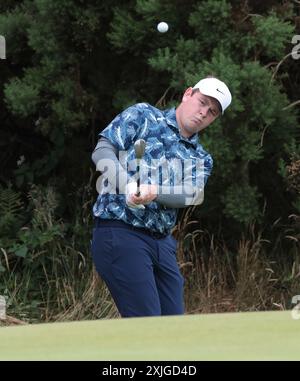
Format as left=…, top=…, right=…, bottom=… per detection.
left=126, top=183, right=158, bottom=209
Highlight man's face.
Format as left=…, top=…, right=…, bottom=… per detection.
left=176, top=87, right=220, bottom=138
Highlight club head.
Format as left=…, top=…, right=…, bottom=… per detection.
left=134, top=139, right=146, bottom=159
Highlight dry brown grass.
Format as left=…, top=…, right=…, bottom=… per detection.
left=50, top=268, right=119, bottom=322
left=173, top=208, right=300, bottom=314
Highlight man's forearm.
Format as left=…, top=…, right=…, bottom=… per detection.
left=156, top=185, right=203, bottom=208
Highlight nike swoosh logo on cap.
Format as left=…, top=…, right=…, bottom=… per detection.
left=216, top=88, right=225, bottom=95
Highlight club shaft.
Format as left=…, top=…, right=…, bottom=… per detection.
left=136, top=161, right=140, bottom=196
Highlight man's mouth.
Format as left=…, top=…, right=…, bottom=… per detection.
left=192, top=118, right=202, bottom=124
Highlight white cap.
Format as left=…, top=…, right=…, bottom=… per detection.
left=193, top=77, right=232, bottom=114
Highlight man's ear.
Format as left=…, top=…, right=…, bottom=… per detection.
left=182, top=87, right=193, bottom=102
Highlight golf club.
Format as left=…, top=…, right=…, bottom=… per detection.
left=134, top=139, right=146, bottom=196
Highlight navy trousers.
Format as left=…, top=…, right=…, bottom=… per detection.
left=91, top=219, right=184, bottom=317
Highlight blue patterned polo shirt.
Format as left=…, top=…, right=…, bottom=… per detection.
left=92, top=103, right=213, bottom=235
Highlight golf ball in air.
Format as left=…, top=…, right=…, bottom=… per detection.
left=157, top=22, right=169, bottom=33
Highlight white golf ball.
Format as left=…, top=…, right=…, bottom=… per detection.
left=157, top=22, right=169, bottom=33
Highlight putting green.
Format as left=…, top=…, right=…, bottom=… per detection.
left=0, top=311, right=299, bottom=360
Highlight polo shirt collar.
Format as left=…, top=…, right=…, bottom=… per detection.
left=163, top=107, right=199, bottom=148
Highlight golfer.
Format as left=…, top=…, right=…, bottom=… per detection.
left=91, top=77, right=232, bottom=317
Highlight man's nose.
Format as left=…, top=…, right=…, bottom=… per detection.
left=199, top=106, right=209, bottom=118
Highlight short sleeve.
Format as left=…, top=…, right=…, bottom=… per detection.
left=99, top=104, right=144, bottom=151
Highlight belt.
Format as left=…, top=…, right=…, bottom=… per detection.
left=94, top=218, right=168, bottom=239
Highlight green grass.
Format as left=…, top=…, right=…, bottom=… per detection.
left=0, top=311, right=299, bottom=360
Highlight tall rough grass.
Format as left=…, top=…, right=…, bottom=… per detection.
left=0, top=178, right=118, bottom=324
left=173, top=208, right=300, bottom=314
